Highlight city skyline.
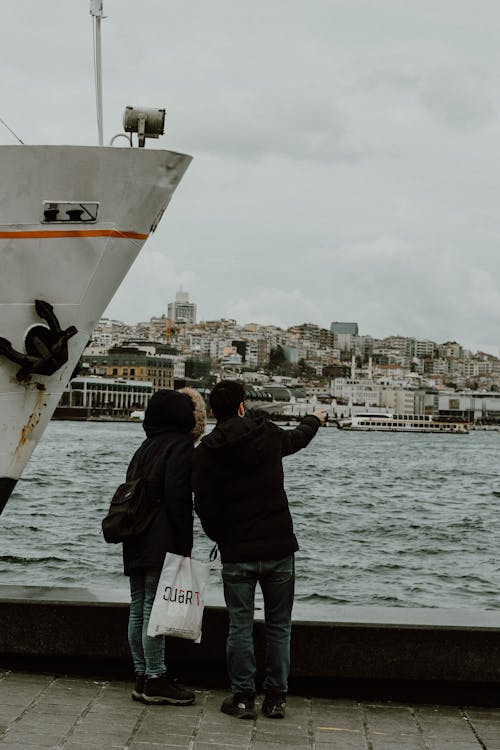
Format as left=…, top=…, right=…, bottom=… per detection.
left=98, top=306, right=498, bottom=360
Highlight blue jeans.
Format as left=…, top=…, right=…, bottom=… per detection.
left=222, top=555, right=295, bottom=695
left=128, top=568, right=165, bottom=677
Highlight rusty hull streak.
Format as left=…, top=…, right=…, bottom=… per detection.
left=15, top=385, right=47, bottom=456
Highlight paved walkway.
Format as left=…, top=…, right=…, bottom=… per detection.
left=1, top=670, right=499, bottom=749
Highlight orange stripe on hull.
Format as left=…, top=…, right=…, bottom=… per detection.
left=0, top=229, right=149, bottom=240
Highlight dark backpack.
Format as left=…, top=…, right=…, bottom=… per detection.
left=101, top=459, right=160, bottom=543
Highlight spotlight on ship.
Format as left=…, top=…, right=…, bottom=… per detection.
left=123, top=106, right=166, bottom=148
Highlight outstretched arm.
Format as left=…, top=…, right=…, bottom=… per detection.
left=279, top=410, right=327, bottom=457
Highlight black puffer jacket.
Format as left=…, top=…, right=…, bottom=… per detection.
left=192, top=414, right=320, bottom=563
left=122, top=388, right=205, bottom=576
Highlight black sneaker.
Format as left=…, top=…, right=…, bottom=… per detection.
left=132, top=673, right=145, bottom=702
left=221, top=693, right=256, bottom=719
left=262, top=691, right=286, bottom=718
left=143, top=674, right=195, bottom=705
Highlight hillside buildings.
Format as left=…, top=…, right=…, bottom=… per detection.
left=76, top=298, right=500, bottom=422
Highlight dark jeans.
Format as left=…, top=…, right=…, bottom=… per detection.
left=221, top=555, right=295, bottom=695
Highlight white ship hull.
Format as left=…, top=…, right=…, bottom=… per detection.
left=0, top=145, right=191, bottom=511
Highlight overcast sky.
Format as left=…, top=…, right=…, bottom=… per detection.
left=2, top=1, right=500, bottom=354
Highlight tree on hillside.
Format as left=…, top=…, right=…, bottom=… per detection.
left=268, top=345, right=287, bottom=373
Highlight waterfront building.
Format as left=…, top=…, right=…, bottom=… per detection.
left=438, top=392, right=500, bottom=423
left=83, top=345, right=174, bottom=392
left=59, top=377, right=153, bottom=413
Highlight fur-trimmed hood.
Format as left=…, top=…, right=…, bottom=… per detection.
left=179, top=387, right=207, bottom=442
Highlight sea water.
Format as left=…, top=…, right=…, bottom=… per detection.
left=1, top=421, right=499, bottom=613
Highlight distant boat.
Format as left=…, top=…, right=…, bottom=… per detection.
left=337, top=413, right=469, bottom=434
left=0, top=3, right=191, bottom=514
left=130, top=410, right=145, bottom=422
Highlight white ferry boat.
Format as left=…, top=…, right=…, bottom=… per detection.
left=338, top=413, right=469, bottom=434
left=0, top=3, right=191, bottom=513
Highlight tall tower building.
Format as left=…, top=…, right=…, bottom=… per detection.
left=167, top=289, right=197, bottom=325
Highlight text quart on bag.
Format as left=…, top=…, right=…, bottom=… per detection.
left=147, top=553, right=210, bottom=642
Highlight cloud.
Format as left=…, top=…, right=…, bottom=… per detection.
left=106, top=249, right=198, bottom=324
left=227, top=289, right=323, bottom=329
left=174, top=86, right=366, bottom=164
left=3, top=0, right=500, bottom=356
left=419, top=69, right=497, bottom=129
left=468, top=270, right=500, bottom=318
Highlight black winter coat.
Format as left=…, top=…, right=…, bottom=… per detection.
left=192, top=414, right=320, bottom=563
left=122, top=431, right=194, bottom=576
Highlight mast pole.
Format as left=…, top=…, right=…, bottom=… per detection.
left=90, top=0, right=105, bottom=146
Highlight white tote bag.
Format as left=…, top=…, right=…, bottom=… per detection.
left=147, top=553, right=210, bottom=641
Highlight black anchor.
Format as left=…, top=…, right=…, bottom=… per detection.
left=0, top=300, right=77, bottom=382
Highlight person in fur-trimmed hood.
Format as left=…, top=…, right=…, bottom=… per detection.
left=192, top=380, right=326, bottom=721
left=122, top=387, right=205, bottom=708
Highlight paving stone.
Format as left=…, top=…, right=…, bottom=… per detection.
left=27, top=704, right=84, bottom=717
left=313, top=705, right=361, bottom=718
left=196, top=730, right=254, bottom=745
left=133, top=727, right=195, bottom=744
left=312, top=741, right=367, bottom=750
left=252, top=744, right=311, bottom=750
left=477, top=736, right=500, bottom=746
left=425, top=742, right=482, bottom=750
left=256, top=721, right=309, bottom=735
left=0, top=730, right=65, bottom=747
left=10, top=719, right=74, bottom=734
left=364, top=705, right=420, bottom=735
left=64, top=744, right=126, bottom=750
left=198, top=719, right=253, bottom=735
left=0, top=707, right=28, bottom=722
left=315, top=727, right=366, bottom=748
left=416, top=715, right=477, bottom=739
left=370, top=736, right=425, bottom=749
left=0, top=688, right=45, bottom=705
left=313, top=708, right=364, bottom=732
left=255, top=729, right=310, bottom=745
left=136, top=719, right=194, bottom=735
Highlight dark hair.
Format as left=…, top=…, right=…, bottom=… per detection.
left=209, top=380, right=245, bottom=420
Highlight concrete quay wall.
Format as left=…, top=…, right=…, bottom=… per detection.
left=1, top=585, right=500, bottom=704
